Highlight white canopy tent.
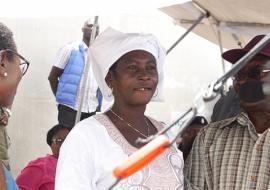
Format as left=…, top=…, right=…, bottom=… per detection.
left=160, top=0, right=270, bottom=50
left=160, top=0, right=270, bottom=76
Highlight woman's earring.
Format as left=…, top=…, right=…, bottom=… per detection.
left=3, top=72, right=7, bottom=77
left=153, top=88, right=158, bottom=98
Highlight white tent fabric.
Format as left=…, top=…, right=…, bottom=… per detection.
left=160, top=0, right=270, bottom=49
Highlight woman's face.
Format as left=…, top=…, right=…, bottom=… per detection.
left=108, top=50, right=158, bottom=106
left=50, top=128, right=70, bottom=158
left=0, top=50, right=23, bottom=107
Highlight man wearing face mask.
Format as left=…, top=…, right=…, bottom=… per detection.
left=184, top=35, right=270, bottom=190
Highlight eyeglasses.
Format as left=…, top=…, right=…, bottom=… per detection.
left=233, top=66, right=270, bottom=81
left=51, top=138, right=65, bottom=145
left=5, top=49, right=30, bottom=75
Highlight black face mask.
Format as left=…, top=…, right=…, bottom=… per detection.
left=239, top=80, right=265, bottom=103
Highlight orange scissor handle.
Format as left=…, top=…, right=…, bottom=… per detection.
left=113, top=135, right=170, bottom=179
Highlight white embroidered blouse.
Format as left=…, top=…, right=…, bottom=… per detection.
left=55, top=113, right=184, bottom=190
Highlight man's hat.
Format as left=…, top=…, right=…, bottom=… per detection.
left=222, top=35, right=270, bottom=64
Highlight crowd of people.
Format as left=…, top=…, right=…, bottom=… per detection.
left=1, top=17, right=270, bottom=190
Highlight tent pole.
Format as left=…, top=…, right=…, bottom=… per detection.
left=166, top=13, right=207, bottom=54
left=217, top=30, right=226, bottom=74
left=216, top=29, right=229, bottom=91
left=75, top=16, right=99, bottom=125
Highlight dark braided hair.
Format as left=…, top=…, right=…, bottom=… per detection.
left=0, top=22, right=17, bottom=60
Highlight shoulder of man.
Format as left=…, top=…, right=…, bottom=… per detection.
left=58, top=41, right=81, bottom=51
left=66, top=41, right=81, bottom=49
left=198, top=116, right=237, bottom=138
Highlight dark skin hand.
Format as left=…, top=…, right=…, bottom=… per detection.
left=48, top=66, right=63, bottom=96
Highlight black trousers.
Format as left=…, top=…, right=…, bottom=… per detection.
left=58, top=104, right=96, bottom=128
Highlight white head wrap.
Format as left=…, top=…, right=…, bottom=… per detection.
left=89, top=27, right=166, bottom=102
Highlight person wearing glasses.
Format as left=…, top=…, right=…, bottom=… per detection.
left=0, top=22, right=29, bottom=190
left=16, top=124, right=70, bottom=190
left=48, top=18, right=103, bottom=128
left=0, top=23, right=29, bottom=173
left=184, top=35, right=270, bottom=190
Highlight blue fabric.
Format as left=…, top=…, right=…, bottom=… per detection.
left=3, top=165, right=19, bottom=190
left=96, top=88, right=103, bottom=112
left=56, top=44, right=85, bottom=106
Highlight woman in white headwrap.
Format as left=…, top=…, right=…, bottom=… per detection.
left=55, top=28, right=184, bottom=190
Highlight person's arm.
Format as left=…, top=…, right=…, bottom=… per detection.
left=184, top=129, right=207, bottom=190
left=48, top=66, right=64, bottom=96
left=16, top=164, right=44, bottom=190
left=48, top=44, right=73, bottom=97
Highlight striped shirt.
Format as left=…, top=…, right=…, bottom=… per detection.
left=184, top=112, right=270, bottom=190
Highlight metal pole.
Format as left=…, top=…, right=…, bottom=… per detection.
left=169, top=34, right=270, bottom=144
left=75, top=16, right=99, bottom=124
left=139, top=33, right=270, bottom=145
left=166, top=13, right=207, bottom=55
left=217, top=30, right=226, bottom=74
